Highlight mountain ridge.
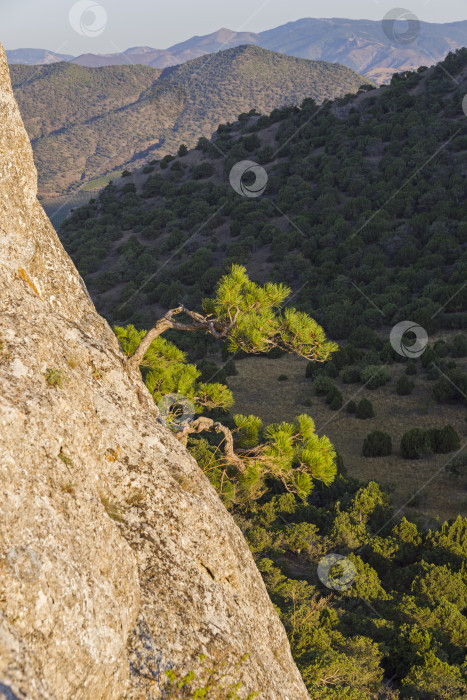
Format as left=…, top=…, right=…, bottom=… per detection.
left=5, top=47, right=75, bottom=64
left=7, top=17, right=467, bottom=82
left=10, top=44, right=371, bottom=196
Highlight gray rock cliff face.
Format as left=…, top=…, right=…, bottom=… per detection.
left=0, top=43, right=309, bottom=699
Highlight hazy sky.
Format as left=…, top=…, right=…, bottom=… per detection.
left=3, top=0, right=467, bottom=54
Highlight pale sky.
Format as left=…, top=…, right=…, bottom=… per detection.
left=2, top=0, right=466, bottom=54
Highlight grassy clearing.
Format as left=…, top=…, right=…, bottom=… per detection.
left=228, top=353, right=467, bottom=524
left=81, top=172, right=123, bottom=191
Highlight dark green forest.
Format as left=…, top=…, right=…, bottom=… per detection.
left=59, top=50, right=467, bottom=698
left=61, top=51, right=466, bottom=340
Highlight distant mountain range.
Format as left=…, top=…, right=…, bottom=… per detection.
left=10, top=45, right=370, bottom=197
left=6, top=18, right=467, bottom=83
left=5, top=48, right=75, bottom=65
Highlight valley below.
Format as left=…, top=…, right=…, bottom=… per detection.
left=227, top=347, right=467, bottom=524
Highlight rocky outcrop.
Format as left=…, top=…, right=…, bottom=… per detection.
left=0, top=43, right=309, bottom=699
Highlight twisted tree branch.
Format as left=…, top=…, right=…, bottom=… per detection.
left=126, top=306, right=232, bottom=370
left=175, top=417, right=245, bottom=472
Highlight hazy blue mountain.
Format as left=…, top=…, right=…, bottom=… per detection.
left=70, top=46, right=175, bottom=68
left=256, top=18, right=467, bottom=83
left=8, top=18, right=467, bottom=83
left=6, top=48, right=74, bottom=65
left=165, top=28, right=259, bottom=59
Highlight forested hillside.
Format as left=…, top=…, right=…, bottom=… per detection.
left=62, top=50, right=467, bottom=340
left=58, top=49, right=467, bottom=698
left=11, top=45, right=369, bottom=196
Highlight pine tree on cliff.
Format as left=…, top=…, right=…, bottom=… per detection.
left=116, top=265, right=339, bottom=500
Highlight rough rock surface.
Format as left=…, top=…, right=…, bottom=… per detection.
left=0, top=43, right=309, bottom=699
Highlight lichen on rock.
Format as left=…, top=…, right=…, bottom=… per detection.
left=0, top=42, right=309, bottom=699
